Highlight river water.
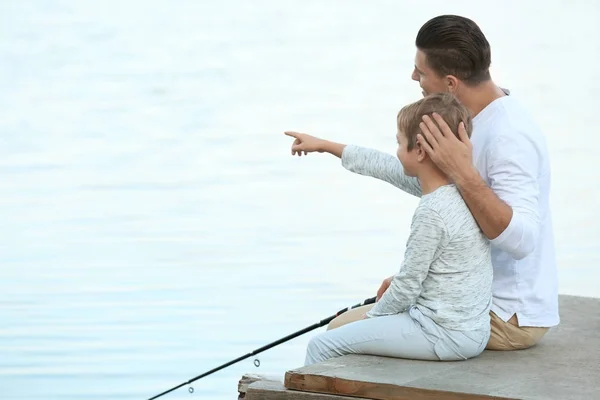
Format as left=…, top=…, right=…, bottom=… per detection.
left=1, top=1, right=599, bottom=399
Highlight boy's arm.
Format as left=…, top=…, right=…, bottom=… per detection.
left=284, top=131, right=421, bottom=197
left=367, top=206, right=445, bottom=317
left=340, top=145, right=422, bottom=197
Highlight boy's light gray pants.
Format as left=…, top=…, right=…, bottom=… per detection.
left=305, top=305, right=490, bottom=365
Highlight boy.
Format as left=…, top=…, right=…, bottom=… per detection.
left=285, top=93, right=493, bottom=364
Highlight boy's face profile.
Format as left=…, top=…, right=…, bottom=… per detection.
left=396, top=130, right=420, bottom=177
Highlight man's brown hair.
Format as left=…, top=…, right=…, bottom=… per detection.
left=397, top=93, right=472, bottom=151
left=416, top=15, right=491, bottom=85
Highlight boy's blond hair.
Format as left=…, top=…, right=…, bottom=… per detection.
left=397, top=93, right=473, bottom=151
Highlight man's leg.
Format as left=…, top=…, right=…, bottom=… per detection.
left=326, top=304, right=375, bottom=330
left=486, top=311, right=549, bottom=351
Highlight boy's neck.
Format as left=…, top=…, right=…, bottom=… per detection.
left=416, top=163, right=453, bottom=195
left=456, top=80, right=506, bottom=118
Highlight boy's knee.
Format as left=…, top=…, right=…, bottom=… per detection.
left=304, top=335, right=326, bottom=365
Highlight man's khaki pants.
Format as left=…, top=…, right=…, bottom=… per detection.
left=328, top=304, right=549, bottom=351
left=486, top=311, right=549, bottom=350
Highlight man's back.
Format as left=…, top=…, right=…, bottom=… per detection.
left=471, top=93, right=559, bottom=327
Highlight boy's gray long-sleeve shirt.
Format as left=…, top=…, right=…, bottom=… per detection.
left=342, top=145, right=493, bottom=331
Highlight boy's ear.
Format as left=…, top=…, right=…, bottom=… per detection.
left=416, top=140, right=427, bottom=162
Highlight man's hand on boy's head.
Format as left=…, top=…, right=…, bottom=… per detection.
left=284, top=131, right=325, bottom=156
left=416, top=113, right=478, bottom=185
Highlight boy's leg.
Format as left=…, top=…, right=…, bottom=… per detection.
left=486, top=311, right=549, bottom=351
left=305, top=311, right=439, bottom=365
left=326, top=304, right=375, bottom=331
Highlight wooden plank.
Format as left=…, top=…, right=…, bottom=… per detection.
left=246, top=379, right=371, bottom=400
left=284, top=295, right=600, bottom=400
left=239, top=373, right=283, bottom=398
left=285, top=360, right=515, bottom=400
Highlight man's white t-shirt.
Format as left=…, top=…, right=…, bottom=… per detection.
left=471, top=92, right=559, bottom=327
left=341, top=91, right=560, bottom=328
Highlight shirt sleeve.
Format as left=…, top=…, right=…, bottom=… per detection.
left=487, top=133, right=541, bottom=260
left=341, top=145, right=422, bottom=197
left=367, top=206, right=446, bottom=317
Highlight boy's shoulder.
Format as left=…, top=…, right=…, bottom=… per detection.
left=418, top=185, right=464, bottom=213
left=417, top=185, right=475, bottom=232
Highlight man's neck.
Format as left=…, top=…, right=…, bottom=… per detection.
left=456, top=80, right=506, bottom=118
left=417, top=163, right=453, bottom=195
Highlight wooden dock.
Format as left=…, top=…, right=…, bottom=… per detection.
left=239, top=295, right=600, bottom=400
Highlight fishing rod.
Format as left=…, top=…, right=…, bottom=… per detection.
left=147, top=295, right=377, bottom=400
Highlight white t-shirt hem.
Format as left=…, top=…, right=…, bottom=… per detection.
left=491, top=304, right=560, bottom=327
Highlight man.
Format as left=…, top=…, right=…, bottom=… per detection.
left=323, top=15, right=559, bottom=351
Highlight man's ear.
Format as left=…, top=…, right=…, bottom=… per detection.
left=446, top=75, right=459, bottom=93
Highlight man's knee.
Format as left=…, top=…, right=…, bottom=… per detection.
left=327, top=316, right=345, bottom=331
left=327, top=304, right=374, bottom=331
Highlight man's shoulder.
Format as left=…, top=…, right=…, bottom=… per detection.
left=478, top=96, right=549, bottom=160
left=488, top=96, right=545, bottom=137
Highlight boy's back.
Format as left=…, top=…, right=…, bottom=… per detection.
left=417, top=184, right=492, bottom=331
left=368, top=184, right=493, bottom=332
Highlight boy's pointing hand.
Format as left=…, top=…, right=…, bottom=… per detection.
left=284, top=131, right=326, bottom=156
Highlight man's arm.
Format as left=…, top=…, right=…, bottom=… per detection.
left=473, top=134, right=540, bottom=259
left=367, top=207, right=444, bottom=317
left=452, top=169, right=513, bottom=240
left=417, top=115, right=540, bottom=260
